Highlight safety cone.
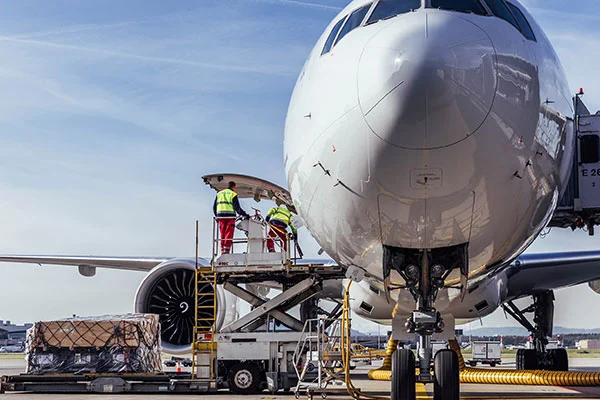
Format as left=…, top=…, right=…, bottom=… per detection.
left=176, top=361, right=182, bottom=373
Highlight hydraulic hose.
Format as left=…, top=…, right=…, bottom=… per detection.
left=367, top=338, right=398, bottom=381
left=342, top=281, right=388, bottom=400
left=368, top=336, right=600, bottom=386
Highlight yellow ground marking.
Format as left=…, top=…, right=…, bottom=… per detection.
left=416, top=383, right=429, bottom=399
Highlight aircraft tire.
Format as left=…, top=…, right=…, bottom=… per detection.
left=548, top=348, right=569, bottom=371
left=433, top=350, right=459, bottom=400
left=391, top=349, right=416, bottom=400
left=517, top=349, right=538, bottom=370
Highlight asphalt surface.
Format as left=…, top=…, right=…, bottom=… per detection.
left=3, top=357, right=600, bottom=399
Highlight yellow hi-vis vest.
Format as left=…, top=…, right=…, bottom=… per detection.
left=216, top=189, right=237, bottom=215
left=268, top=207, right=296, bottom=232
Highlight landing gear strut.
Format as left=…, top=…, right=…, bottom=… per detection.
left=502, top=290, right=568, bottom=371
left=384, top=244, right=467, bottom=400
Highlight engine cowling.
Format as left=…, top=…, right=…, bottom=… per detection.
left=589, top=280, right=600, bottom=295
left=134, top=259, right=232, bottom=355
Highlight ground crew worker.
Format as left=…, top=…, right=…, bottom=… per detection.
left=266, top=204, right=297, bottom=252
left=213, top=181, right=249, bottom=254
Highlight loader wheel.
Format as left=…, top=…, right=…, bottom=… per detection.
left=391, top=349, right=416, bottom=400
left=433, top=350, right=459, bottom=400
left=228, top=363, right=261, bottom=394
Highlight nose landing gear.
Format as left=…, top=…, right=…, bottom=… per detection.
left=384, top=244, right=468, bottom=400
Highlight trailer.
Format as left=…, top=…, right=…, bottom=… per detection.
left=1, top=372, right=216, bottom=394
left=469, top=341, right=502, bottom=367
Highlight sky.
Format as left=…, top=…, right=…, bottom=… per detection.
left=0, top=0, right=599, bottom=334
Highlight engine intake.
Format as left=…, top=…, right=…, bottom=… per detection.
left=134, top=259, right=226, bottom=355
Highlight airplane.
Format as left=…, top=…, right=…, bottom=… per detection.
left=2, top=0, right=600, bottom=399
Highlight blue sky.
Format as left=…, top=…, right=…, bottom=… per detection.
left=0, top=0, right=599, bottom=332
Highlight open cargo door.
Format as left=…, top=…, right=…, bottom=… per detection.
left=202, top=173, right=296, bottom=214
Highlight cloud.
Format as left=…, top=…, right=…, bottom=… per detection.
left=252, top=0, right=343, bottom=11
left=0, top=36, right=296, bottom=77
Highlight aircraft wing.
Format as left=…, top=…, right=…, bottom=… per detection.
left=202, top=173, right=296, bottom=213
left=0, top=255, right=173, bottom=274
left=505, top=250, right=600, bottom=299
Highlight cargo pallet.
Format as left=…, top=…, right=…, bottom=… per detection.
left=1, top=372, right=217, bottom=394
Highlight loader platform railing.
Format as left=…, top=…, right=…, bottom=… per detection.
left=212, top=216, right=301, bottom=263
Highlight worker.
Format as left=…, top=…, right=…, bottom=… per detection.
left=266, top=204, right=297, bottom=252
left=213, top=181, right=249, bottom=254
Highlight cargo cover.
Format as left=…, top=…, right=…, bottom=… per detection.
left=25, top=314, right=162, bottom=374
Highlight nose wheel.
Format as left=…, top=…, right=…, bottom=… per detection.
left=391, top=349, right=415, bottom=400
left=390, top=347, right=459, bottom=400
left=433, top=350, right=460, bottom=400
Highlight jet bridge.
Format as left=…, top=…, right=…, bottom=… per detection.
left=549, top=93, right=600, bottom=234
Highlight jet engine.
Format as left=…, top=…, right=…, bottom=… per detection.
left=134, top=259, right=232, bottom=355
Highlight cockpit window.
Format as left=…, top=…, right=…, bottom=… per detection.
left=484, top=0, right=520, bottom=31
left=507, top=2, right=536, bottom=41
left=431, top=0, right=487, bottom=15
left=322, top=17, right=346, bottom=55
left=366, top=0, right=421, bottom=25
left=335, top=4, right=372, bottom=45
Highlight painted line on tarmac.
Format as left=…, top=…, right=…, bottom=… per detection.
left=416, top=382, right=429, bottom=399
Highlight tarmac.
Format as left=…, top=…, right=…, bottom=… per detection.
left=2, top=357, right=600, bottom=399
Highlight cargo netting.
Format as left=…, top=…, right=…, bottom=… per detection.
left=25, top=313, right=162, bottom=374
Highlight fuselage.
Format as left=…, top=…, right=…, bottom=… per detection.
left=284, top=0, right=573, bottom=321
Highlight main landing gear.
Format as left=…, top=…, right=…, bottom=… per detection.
left=502, top=290, right=568, bottom=371
left=384, top=244, right=468, bottom=400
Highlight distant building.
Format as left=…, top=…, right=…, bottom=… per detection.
left=0, top=320, right=33, bottom=347
left=0, top=327, right=7, bottom=346
left=577, top=339, right=600, bottom=350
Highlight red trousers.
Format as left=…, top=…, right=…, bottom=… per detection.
left=218, top=218, right=236, bottom=254
left=266, top=225, right=288, bottom=252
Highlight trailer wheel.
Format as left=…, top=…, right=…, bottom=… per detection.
left=228, top=363, right=261, bottom=394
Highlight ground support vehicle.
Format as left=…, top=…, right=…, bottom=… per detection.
left=468, top=341, right=502, bottom=367
left=216, top=331, right=305, bottom=393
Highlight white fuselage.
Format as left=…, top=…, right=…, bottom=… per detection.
left=284, top=0, right=573, bottom=322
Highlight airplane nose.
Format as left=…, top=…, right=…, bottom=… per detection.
left=358, top=12, right=496, bottom=150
